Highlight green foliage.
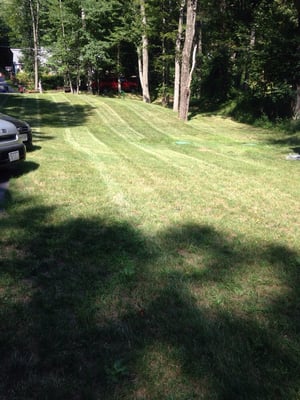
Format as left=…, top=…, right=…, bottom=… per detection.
left=193, top=0, right=299, bottom=122
left=228, top=83, right=294, bottom=123
left=41, top=74, right=64, bottom=90
left=199, top=47, right=233, bottom=105
left=1, top=0, right=299, bottom=121
left=15, top=70, right=34, bottom=89
left=0, top=14, right=10, bottom=46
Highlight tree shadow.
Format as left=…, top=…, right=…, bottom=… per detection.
left=29, top=132, right=55, bottom=149
left=292, top=146, right=300, bottom=154
left=267, top=134, right=300, bottom=150
left=2, top=161, right=40, bottom=178
left=1, top=93, right=94, bottom=129
left=0, top=162, right=39, bottom=210
left=0, top=204, right=300, bottom=399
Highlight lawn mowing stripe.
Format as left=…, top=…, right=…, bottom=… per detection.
left=90, top=97, right=283, bottom=173
left=107, top=98, right=176, bottom=140
left=83, top=96, right=146, bottom=140
left=33, top=98, right=132, bottom=217
left=19, top=94, right=300, bottom=205
left=60, top=107, right=219, bottom=225
left=65, top=125, right=117, bottom=157
left=61, top=122, right=167, bottom=217
left=19, top=95, right=300, bottom=246
left=82, top=100, right=224, bottom=188
left=115, top=98, right=290, bottom=165
left=79, top=97, right=299, bottom=211
left=25, top=93, right=299, bottom=245
left=89, top=105, right=276, bottom=190
left=89, top=96, right=299, bottom=197
left=86, top=97, right=296, bottom=244
left=63, top=123, right=173, bottom=203
left=65, top=112, right=298, bottom=242
left=64, top=127, right=130, bottom=207
left=90, top=103, right=143, bottom=143
left=83, top=97, right=256, bottom=176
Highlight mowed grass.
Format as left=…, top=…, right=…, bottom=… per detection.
left=0, top=92, right=300, bottom=399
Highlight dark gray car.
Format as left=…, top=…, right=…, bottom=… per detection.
left=0, top=113, right=32, bottom=150
left=0, top=119, right=26, bottom=165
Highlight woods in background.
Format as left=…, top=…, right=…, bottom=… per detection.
left=1, top=0, right=299, bottom=121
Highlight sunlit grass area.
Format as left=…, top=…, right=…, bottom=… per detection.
left=0, top=92, right=299, bottom=399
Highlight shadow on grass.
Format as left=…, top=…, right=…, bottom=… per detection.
left=4, top=161, right=40, bottom=178
left=0, top=162, right=40, bottom=210
left=0, top=93, right=94, bottom=130
left=0, top=204, right=300, bottom=399
left=268, top=134, right=300, bottom=149
left=0, top=158, right=39, bottom=180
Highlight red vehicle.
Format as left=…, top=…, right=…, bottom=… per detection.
left=92, top=76, right=138, bottom=93
left=120, top=76, right=139, bottom=92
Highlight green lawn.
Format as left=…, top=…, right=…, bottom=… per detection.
left=0, top=92, right=300, bottom=399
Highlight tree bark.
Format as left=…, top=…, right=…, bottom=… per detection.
left=178, top=0, right=198, bottom=121
left=173, top=0, right=185, bottom=112
left=138, top=0, right=151, bottom=103
left=29, top=0, right=39, bottom=91
left=294, top=85, right=300, bottom=119
left=293, top=0, right=300, bottom=118
left=59, top=0, right=72, bottom=92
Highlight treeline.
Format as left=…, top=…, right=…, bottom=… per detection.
left=1, top=0, right=300, bottom=122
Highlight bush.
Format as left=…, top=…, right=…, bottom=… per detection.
left=229, top=85, right=294, bottom=123
left=41, top=74, right=64, bottom=90
left=16, top=71, right=34, bottom=89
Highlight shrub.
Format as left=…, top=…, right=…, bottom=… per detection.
left=16, top=71, right=33, bottom=89
left=41, top=74, right=64, bottom=90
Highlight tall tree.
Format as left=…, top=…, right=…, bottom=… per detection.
left=173, top=0, right=185, bottom=112
left=29, top=0, right=40, bottom=90
left=178, top=0, right=198, bottom=121
left=2, top=0, right=46, bottom=88
left=138, top=0, right=151, bottom=103
left=293, top=0, right=300, bottom=118
left=45, top=0, right=119, bottom=91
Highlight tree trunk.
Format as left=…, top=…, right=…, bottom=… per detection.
left=294, top=84, right=300, bottom=119
left=178, top=0, right=198, bottom=121
left=29, top=0, right=39, bottom=91
left=173, top=0, right=185, bottom=112
left=293, top=0, right=300, bottom=118
left=241, top=25, right=256, bottom=89
left=59, top=0, right=72, bottom=92
left=138, top=0, right=150, bottom=103
left=194, top=18, right=202, bottom=99
left=161, top=16, right=167, bottom=106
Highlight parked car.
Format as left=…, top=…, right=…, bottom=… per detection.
left=0, top=84, right=9, bottom=93
left=0, top=113, right=32, bottom=149
left=92, top=76, right=139, bottom=93
left=0, top=119, right=26, bottom=166
left=98, top=77, right=119, bottom=93
left=120, top=76, right=139, bottom=92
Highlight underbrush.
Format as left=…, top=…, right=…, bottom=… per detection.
left=192, top=91, right=300, bottom=135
